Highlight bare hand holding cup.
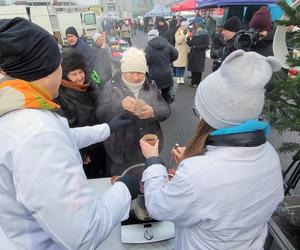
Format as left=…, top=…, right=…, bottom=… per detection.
left=140, top=134, right=159, bottom=159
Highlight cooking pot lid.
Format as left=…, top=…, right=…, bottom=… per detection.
left=122, top=163, right=145, bottom=178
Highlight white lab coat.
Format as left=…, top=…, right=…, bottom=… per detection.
left=0, top=109, right=131, bottom=249
left=142, top=143, right=284, bottom=250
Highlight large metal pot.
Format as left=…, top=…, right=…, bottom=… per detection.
left=121, top=163, right=153, bottom=222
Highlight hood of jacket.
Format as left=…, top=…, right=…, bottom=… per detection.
left=148, top=36, right=168, bottom=50
left=0, top=76, right=60, bottom=117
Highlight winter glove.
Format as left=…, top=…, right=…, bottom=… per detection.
left=118, top=176, right=140, bottom=200
left=108, top=112, right=132, bottom=133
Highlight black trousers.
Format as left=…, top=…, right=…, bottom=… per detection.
left=161, top=86, right=174, bottom=104
left=83, top=143, right=107, bottom=178
left=191, top=72, right=202, bottom=86
left=124, top=37, right=132, bottom=47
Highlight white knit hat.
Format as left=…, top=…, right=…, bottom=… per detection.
left=195, top=50, right=281, bottom=129
left=147, top=29, right=159, bottom=41
left=121, top=48, right=148, bottom=73
left=92, top=32, right=102, bottom=43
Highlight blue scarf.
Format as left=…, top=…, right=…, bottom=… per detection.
left=210, top=120, right=270, bottom=136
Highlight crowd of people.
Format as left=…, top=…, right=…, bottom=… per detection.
left=0, top=5, right=285, bottom=250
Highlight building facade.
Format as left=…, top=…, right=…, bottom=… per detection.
left=0, top=0, right=16, bottom=5
left=132, top=0, right=153, bottom=17
left=15, top=0, right=89, bottom=12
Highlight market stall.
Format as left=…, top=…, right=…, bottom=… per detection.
left=144, top=4, right=171, bottom=17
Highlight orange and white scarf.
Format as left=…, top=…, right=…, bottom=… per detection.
left=0, top=78, right=60, bottom=117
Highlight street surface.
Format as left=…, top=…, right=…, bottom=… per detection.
left=131, top=30, right=299, bottom=193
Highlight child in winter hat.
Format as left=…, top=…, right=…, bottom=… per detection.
left=195, top=50, right=281, bottom=129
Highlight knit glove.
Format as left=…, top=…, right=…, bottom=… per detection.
left=118, top=176, right=140, bottom=200
left=108, top=112, right=132, bottom=133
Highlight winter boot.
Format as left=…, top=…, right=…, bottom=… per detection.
left=180, top=77, right=185, bottom=84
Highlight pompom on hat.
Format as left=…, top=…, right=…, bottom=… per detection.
left=121, top=48, right=148, bottom=74
left=250, top=7, right=272, bottom=32
left=194, top=50, right=282, bottom=129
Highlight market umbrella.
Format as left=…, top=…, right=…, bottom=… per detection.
left=144, top=4, right=171, bottom=17
left=196, top=0, right=278, bottom=8
left=171, top=0, right=197, bottom=12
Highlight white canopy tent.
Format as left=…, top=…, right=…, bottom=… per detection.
left=144, top=4, right=171, bottom=17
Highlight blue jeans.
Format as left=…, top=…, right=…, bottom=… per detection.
left=175, top=67, right=185, bottom=77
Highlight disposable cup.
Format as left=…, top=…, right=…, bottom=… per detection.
left=142, top=134, right=158, bottom=146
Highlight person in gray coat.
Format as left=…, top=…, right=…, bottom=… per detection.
left=96, top=48, right=171, bottom=176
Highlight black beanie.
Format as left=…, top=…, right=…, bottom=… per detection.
left=65, top=26, right=79, bottom=38
left=61, top=48, right=86, bottom=80
left=157, top=16, right=166, bottom=23
left=0, top=17, right=61, bottom=82
left=222, top=16, right=242, bottom=33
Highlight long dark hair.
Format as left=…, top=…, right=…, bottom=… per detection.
left=183, top=119, right=214, bottom=160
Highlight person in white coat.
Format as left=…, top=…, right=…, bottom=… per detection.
left=0, top=17, right=139, bottom=249
left=173, top=21, right=190, bottom=85
left=139, top=50, right=284, bottom=250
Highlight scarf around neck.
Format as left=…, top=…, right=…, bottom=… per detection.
left=0, top=78, right=60, bottom=117
left=210, top=120, right=270, bottom=136
left=122, top=76, right=144, bottom=98
left=61, top=79, right=89, bottom=92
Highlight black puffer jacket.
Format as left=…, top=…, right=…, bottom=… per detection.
left=187, top=31, right=209, bottom=72
left=55, top=84, right=98, bottom=127
left=55, top=82, right=107, bottom=178
left=210, top=32, right=226, bottom=59
left=144, top=36, right=178, bottom=89
left=253, top=27, right=275, bottom=57
left=221, top=35, right=237, bottom=62
left=157, top=25, right=172, bottom=44
left=71, top=38, right=94, bottom=74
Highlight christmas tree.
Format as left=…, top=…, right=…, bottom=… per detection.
left=264, top=0, right=300, bottom=157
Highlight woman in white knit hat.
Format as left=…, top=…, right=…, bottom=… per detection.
left=96, top=47, right=171, bottom=175
left=140, top=50, right=284, bottom=250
